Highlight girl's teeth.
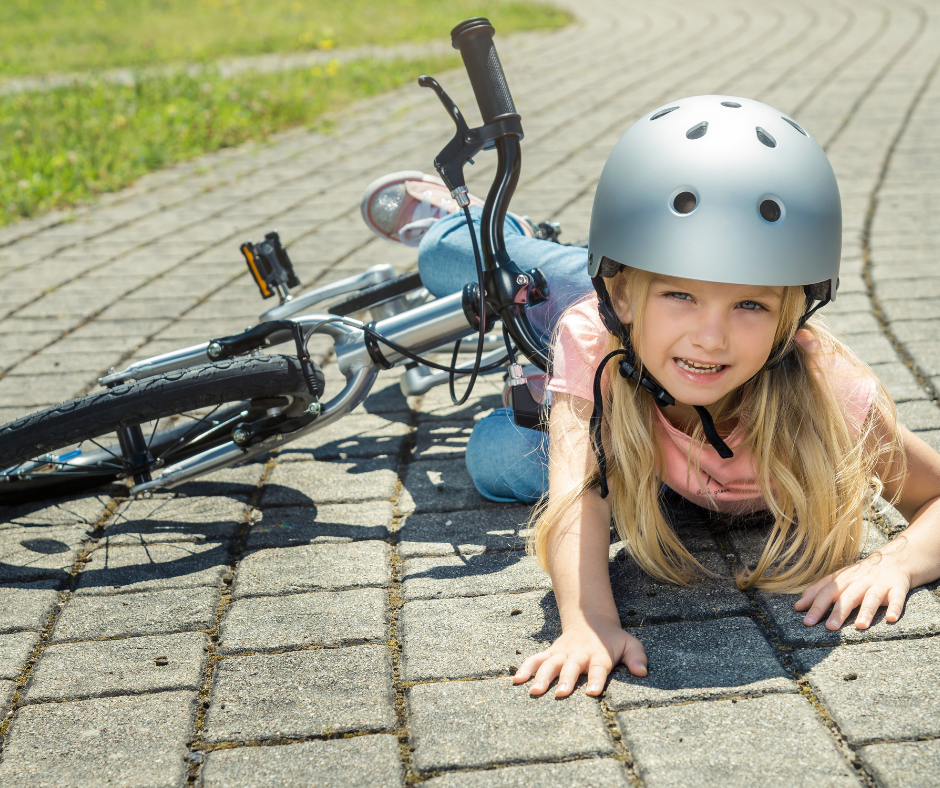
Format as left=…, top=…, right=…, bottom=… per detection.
left=676, top=358, right=724, bottom=374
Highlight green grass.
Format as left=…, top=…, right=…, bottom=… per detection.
left=1, top=56, right=467, bottom=226
left=0, top=0, right=571, bottom=78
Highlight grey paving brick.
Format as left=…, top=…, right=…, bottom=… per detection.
left=0, top=495, right=110, bottom=531
left=896, top=398, right=940, bottom=431
left=793, top=636, right=940, bottom=744
left=204, top=644, right=395, bottom=741
left=0, top=690, right=197, bottom=787
left=245, top=502, right=393, bottom=548
left=408, top=678, right=614, bottom=772
left=916, top=429, right=940, bottom=453
left=101, top=494, right=249, bottom=545
left=261, top=457, right=398, bottom=506
left=416, top=376, right=503, bottom=423
left=51, top=587, right=219, bottom=642
left=617, top=694, right=861, bottom=787
left=858, top=740, right=940, bottom=788
left=0, top=678, right=15, bottom=711
left=219, top=587, right=388, bottom=654
left=868, top=361, right=930, bottom=403
left=401, top=551, right=551, bottom=601
left=756, top=586, right=940, bottom=646
left=422, top=759, right=632, bottom=788
left=172, top=463, right=266, bottom=498
left=0, top=583, right=60, bottom=633
left=399, top=458, right=497, bottom=515
left=0, top=631, right=39, bottom=680
left=74, top=541, right=230, bottom=595
left=842, top=332, right=898, bottom=365
left=26, top=632, right=207, bottom=703
left=411, top=421, right=474, bottom=460
left=233, top=540, right=390, bottom=598
left=0, top=525, right=88, bottom=582
left=201, top=735, right=405, bottom=788
left=611, top=549, right=750, bottom=624
left=400, top=590, right=559, bottom=682
left=275, top=412, right=411, bottom=462
left=397, top=507, right=531, bottom=558
left=605, top=618, right=794, bottom=709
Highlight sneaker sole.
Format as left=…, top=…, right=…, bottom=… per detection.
left=360, top=170, right=446, bottom=241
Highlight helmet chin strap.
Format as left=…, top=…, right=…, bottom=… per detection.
left=590, top=278, right=734, bottom=499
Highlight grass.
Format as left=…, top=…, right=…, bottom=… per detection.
left=1, top=56, right=465, bottom=226
left=0, top=0, right=571, bottom=78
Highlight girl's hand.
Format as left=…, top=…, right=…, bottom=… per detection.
left=512, top=620, right=648, bottom=698
left=794, top=551, right=912, bottom=630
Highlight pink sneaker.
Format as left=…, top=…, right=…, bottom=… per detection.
left=360, top=170, right=534, bottom=246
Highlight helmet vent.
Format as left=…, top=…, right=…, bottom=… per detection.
left=760, top=199, right=781, bottom=222
left=756, top=127, right=777, bottom=148
left=673, top=192, right=697, bottom=214
left=650, top=106, right=679, bottom=120
left=721, top=101, right=741, bottom=108
left=686, top=122, right=708, bottom=140
left=782, top=116, right=807, bottom=136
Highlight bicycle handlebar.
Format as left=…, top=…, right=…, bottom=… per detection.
left=451, top=18, right=518, bottom=124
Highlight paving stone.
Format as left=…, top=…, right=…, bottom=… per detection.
left=916, top=429, right=940, bottom=453
left=0, top=495, right=110, bottom=531
left=52, top=587, right=219, bottom=642
left=0, top=631, right=39, bottom=680
left=617, top=694, right=861, bottom=787
left=245, top=502, right=393, bottom=548
left=756, top=585, right=940, bottom=646
left=219, top=587, right=388, bottom=654
left=0, top=583, right=60, bottom=633
left=74, top=541, right=230, bottom=595
left=400, top=590, right=560, bottom=681
left=0, top=524, right=88, bottom=582
left=204, top=644, right=395, bottom=741
left=867, top=362, right=929, bottom=403
left=261, top=457, right=398, bottom=506
left=233, top=540, right=390, bottom=598
left=605, top=617, right=794, bottom=709
left=858, top=740, right=940, bottom=788
left=0, top=678, right=15, bottom=711
left=201, top=735, right=405, bottom=788
left=841, top=332, right=898, bottom=365
left=793, top=636, right=940, bottom=744
left=399, top=458, right=499, bottom=514
left=422, top=759, right=632, bottom=788
left=408, top=677, right=614, bottom=772
left=415, top=376, right=503, bottom=423
left=0, top=690, right=197, bottom=787
left=275, top=412, right=411, bottom=461
left=401, top=551, right=551, bottom=601
left=610, top=549, right=750, bottom=625
left=101, top=494, right=249, bottom=544
left=26, top=632, right=207, bottom=703
left=172, top=463, right=266, bottom=498
left=895, top=399, right=940, bottom=431
left=411, top=421, right=474, bottom=460
left=397, top=507, right=531, bottom=557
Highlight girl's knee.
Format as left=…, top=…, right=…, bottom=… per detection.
left=465, top=408, right=548, bottom=504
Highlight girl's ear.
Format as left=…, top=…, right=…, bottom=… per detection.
left=610, top=289, right=633, bottom=326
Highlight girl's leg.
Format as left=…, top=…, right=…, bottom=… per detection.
left=465, top=407, right=549, bottom=504
left=417, top=207, right=592, bottom=341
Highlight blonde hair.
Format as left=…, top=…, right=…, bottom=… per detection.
left=528, top=267, right=905, bottom=592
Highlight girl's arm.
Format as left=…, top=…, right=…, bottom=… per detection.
left=513, top=393, right=648, bottom=697
left=796, top=412, right=940, bottom=629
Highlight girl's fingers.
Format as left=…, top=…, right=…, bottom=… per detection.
left=826, top=584, right=867, bottom=630
left=854, top=587, right=887, bottom=630
left=622, top=637, right=649, bottom=678
left=794, top=576, right=831, bottom=612
left=512, top=650, right=551, bottom=683
left=885, top=587, right=908, bottom=623
left=555, top=654, right=591, bottom=698
left=585, top=661, right=611, bottom=696
left=802, top=582, right=839, bottom=626
left=529, top=654, right=567, bottom=696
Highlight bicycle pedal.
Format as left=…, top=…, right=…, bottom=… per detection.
left=241, top=231, right=301, bottom=301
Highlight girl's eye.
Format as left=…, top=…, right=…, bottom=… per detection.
left=738, top=300, right=765, bottom=311
left=667, top=292, right=693, bottom=302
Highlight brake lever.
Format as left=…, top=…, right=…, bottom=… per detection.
left=419, top=75, right=523, bottom=204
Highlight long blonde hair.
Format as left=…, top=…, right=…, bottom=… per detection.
left=529, top=266, right=905, bottom=592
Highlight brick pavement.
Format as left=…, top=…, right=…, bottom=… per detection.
left=2, top=0, right=940, bottom=785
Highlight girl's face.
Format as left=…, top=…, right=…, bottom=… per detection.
left=615, top=274, right=785, bottom=417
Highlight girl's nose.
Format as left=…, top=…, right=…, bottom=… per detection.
left=690, top=312, right=729, bottom=352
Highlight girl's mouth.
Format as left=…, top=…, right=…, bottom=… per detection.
left=674, top=358, right=726, bottom=375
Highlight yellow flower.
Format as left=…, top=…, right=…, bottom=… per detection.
left=319, top=39, right=334, bottom=50
left=113, top=115, right=127, bottom=128
left=325, top=59, right=339, bottom=77
left=166, top=104, right=178, bottom=115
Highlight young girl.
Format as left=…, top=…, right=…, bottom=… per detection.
left=361, top=95, right=940, bottom=699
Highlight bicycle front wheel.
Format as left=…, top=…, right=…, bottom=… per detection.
left=0, top=354, right=315, bottom=504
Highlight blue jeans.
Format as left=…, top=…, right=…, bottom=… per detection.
left=417, top=208, right=592, bottom=503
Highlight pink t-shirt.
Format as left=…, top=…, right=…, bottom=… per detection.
left=547, top=300, right=877, bottom=514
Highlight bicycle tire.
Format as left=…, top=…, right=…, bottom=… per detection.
left=0, top=354, right=313, bottom=502
left=328, top=271, right=424, bottom=316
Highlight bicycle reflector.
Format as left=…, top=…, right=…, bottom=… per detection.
left=241, top=231, right=301, bottom=300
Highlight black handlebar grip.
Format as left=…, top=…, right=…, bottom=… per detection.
left=451, top=17, right=517, bottom=124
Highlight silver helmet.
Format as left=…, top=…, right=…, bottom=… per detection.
left=587, top=95, right=841, bottom=302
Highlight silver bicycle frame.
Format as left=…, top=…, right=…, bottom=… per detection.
left=129, top=291, right=476, bottom=494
